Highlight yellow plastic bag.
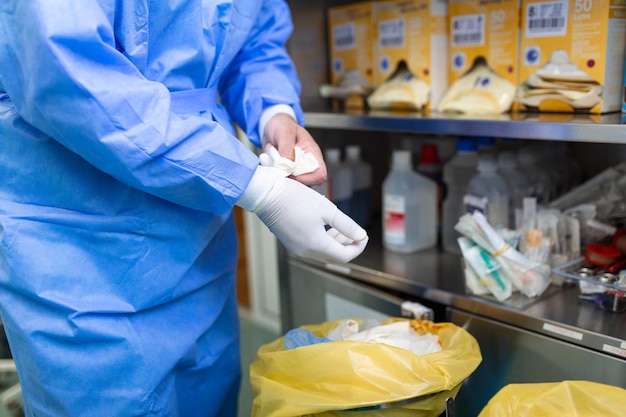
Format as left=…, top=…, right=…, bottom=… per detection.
left=250, top=318, right=482, bottom=417
left=478, top=380, right=626, bottom=417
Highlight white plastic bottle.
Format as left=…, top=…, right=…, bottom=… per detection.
left=442, top=138, right=479, bottom=254
left=498, top=151, right=530, bottom=228
left=517, top=147, right=552, bottom=204
left=324, top=148, right=353, bottom=216
left=382, top=150, right=437, bottom=253
left=465, top=154, right=510, bottom=229
left=345, top=145, right=372, bottom=227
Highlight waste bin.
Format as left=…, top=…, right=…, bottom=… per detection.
left=250, top=318, right=482, bottom=417
left=477, top=380, right=626, bottom=417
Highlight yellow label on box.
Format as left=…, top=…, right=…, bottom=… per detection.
left=327, top=2, right=377, bottom=87
left=518, top=0, right=626, bottom=113
left=375, top=0, right=449, bottom=108
left=448, top=0, right=521, bottom=85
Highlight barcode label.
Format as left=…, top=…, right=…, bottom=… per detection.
left=525, top=1, right=568, bottom=37
left=451, top=14, right=485, bottom=47
left=333, top=22, right=355, bottom=51
left=379, top=18, right=405, bottom=49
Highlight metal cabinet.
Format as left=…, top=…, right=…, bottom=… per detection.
left=448, top=308, right=626, bottom=417
left=279, top=2, right=626, bottom=415
left=283, top=257, right=444, bottom=330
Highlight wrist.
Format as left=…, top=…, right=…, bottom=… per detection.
left=236, top=165, right=287, bottom=213
left=259, top=104, right=297, bottom=141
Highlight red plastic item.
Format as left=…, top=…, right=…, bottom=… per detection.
left=611, top=228, right=626, bottom=255
left=584, top=243, right=622, bottom=267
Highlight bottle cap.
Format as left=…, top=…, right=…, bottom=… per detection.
left=477, top=155, right=498, bottom=171
left=392, top=150, right=412, bottom=168
left=456, top=138, right=477, bottom=153
left=324, top=148, right=341, bottom=163
left=498, top=151, right=517, bottom=168
left=476, top=136, right=495, bottom=149
left=419, top=144, right=440, bottom=166
left=346, top=145, right=361, bottom=160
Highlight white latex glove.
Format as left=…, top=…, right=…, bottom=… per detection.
left=237, top=166, right=368, bottom=263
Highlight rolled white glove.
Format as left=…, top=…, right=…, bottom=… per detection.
left=237, top=166, right=368, bottom=263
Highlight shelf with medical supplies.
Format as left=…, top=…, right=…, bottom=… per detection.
left=303, top=110, right=626, bottom=144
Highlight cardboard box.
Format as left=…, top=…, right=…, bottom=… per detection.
left=327, top=2, right=377, bottom=99
left=517, top=0, right=626, bottom=114
left=375, top=0, right=449, bottom=109
left=448, top=0, right=521, bottom=91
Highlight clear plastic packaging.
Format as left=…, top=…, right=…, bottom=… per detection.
left=383, top=150, right=438, bottom=253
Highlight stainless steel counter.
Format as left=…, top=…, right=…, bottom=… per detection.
left=288, top=234, right=626, bottom=361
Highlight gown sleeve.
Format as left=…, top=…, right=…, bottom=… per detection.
left=218, top=0, right=305, bottom=147
left=0, top=0, right=259, bottom=214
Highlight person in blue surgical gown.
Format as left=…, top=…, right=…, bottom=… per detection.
left=0, top=1, right=368, bottom=415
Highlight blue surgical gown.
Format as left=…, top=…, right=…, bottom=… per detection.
left=0, top=1, right=303, bottom=415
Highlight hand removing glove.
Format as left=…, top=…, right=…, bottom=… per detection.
left=237, top=166, right=368, bottom=263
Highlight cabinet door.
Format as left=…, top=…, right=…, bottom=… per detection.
left=448, top=307, right=626, bottom=417
left=285, top=259, right=442, bottom=329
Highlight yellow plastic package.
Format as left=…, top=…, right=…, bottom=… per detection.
left=250, top=318, right=482, bottom=417
left=478, top=380, right=626, bottom=417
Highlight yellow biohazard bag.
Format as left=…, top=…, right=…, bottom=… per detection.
left=250, top=318, right=482, bottom=417
left=478, top=380, right=626, bottom=417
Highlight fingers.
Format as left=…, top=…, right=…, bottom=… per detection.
left=320, top=201, right=368, bottom=242
left=305, top=233, right=369, bottom=264
left=326, top=228, right=354, bottom=245
left=307, top=200, right=369, bottom=263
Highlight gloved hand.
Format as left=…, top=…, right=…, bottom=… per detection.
left=237, top=166, right=368, bottom=263
left=262, top=112, right=327, bottom=186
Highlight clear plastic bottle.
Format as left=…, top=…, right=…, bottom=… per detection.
left=417, top=144, right=444, bottom=243
left=383, top=150, right=437, bottom=253
left=345, top=145, right=372, bottom=227
left=498, top=151, right=530, bottom=228
left=517, top=146, right=552, bottom=204
left=551, top=142, right=581, bottom=193
left=324, top=148, right=353, bottom=216
left=442, top=138, right=479, bottom=254
left=465, top=154, right=510, bottom=229
left=538, top=142, right=580, bottom=200
left=555, top=142, right=582, bottom=190
left=535, top=143, right=567, bottom=200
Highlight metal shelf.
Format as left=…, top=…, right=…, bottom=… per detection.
left=304, top=110, right=626, bottom=144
